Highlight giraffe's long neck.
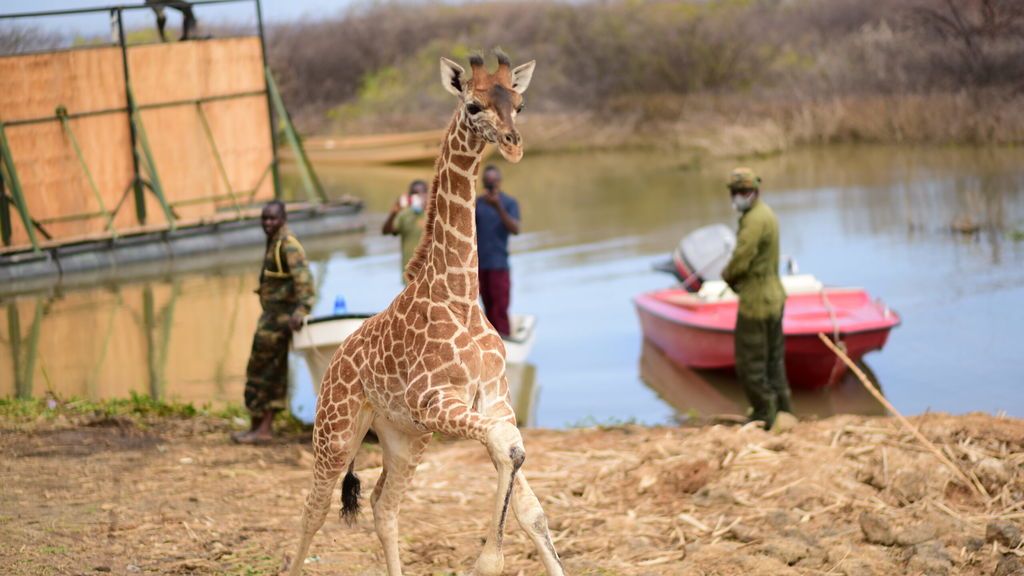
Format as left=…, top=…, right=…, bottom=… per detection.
left=413, top=109, right=486, bottom=317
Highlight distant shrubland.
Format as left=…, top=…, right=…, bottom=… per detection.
left=4, top=0, right=1022, bottom=153
left=263, top=0, right=1024, bottom=152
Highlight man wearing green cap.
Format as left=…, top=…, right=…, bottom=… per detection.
left=721, top=167, right=792, bottom=430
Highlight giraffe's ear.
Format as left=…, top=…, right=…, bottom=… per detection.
left=510, top=60, right=535, bottom=95
left=440, top=57, right=465, bottom=97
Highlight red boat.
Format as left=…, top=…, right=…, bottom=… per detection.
left=634, top=275, right=901, bottom=389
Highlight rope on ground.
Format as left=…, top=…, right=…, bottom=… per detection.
left=819, top=289, right=847, bottom=385
left=819, top=288, right=841, bottom=344
left=817, top=332, right=989, bottom=499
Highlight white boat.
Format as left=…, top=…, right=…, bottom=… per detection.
left=503, top=314, right=537, bottom=364
left=292, top=313, right=539, bottom=424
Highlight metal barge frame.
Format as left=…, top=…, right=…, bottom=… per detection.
left=0, top=0, right=363, bottom=289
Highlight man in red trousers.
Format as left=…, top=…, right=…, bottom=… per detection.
left=475, top=165, right=520, bottom=336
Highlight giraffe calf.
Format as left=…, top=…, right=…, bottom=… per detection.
left=285, top=51, right=563, bottom=576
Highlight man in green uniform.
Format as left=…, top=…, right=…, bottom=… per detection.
left=721, top=168, right=793, bottom=430
left=382, top=179, right=427, bottom=284
left=232, top=200, right=315, bottom=444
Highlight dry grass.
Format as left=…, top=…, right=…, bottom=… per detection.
left=2, top=412, right=1023, bottom=574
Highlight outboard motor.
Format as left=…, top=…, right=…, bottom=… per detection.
left=654, top=224, right=736, bottom=292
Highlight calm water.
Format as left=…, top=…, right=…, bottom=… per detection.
left=2, top=146, right=1023, bottom=426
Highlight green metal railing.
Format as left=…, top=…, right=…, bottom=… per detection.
left=129, top=89, right=177, bottom=230
left=0, top=83, right=322, bottom=250
left=0, top=122, right=41, bottom=251
left=57, top=106, right=118, bottom=237
left=266, top=67, right=327, bottom=204
left=0, top=162, right=9, bottom=246
left=196, top=102, right=243, bottom=216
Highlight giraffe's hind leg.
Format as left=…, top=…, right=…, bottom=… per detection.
left=287, top=379, right=372, bottom=575
left=370, top=416, right=431, bottom=576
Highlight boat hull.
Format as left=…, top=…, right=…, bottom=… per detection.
left=634, top=290, right=897, bottom=390
left=293, top=313, right=536, bottom=378
left=292, top=313, right=538, bottom=423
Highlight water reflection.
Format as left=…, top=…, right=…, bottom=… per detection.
left=639, top=340, right=886, bottom=422
left=2, top=145, right=1023, bottom=425
left=0, top=274, right=260, bottom=407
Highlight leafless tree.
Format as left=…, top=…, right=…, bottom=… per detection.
left=910, top=0, right=1024, bottom=86
left=0, top=24, right=62, bottom=55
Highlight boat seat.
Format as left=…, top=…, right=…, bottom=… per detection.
left=695, top=274, right=824, bottom=302
left=781, top=274, right=824, bottom=294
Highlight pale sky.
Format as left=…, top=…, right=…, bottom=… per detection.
left=1, top=0, right=360, bottom=37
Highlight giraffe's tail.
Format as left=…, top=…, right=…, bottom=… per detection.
left=339, top=460, right=361, bottom=526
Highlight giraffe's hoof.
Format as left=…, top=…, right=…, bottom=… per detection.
left=278, top=553, right=292, bottom=575
left=473, top=550, right=504, bottom=576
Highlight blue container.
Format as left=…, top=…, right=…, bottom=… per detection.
left=333, top=295, right=347, bottom=315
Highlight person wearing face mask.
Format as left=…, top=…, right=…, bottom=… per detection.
left=721, top=167, right=792, bottom=431
left=382, top=179, right=428, bottom=285
left=476, top=165, right=521, bottom=337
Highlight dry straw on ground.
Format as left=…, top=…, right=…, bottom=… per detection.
left=1, top=412, right=1022, bottom=575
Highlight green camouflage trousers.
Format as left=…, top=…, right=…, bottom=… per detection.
left=244, top=310, right=292, bottom=415
left=735, top=311, right=792, bottom=429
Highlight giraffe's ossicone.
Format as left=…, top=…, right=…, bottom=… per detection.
left=286, top=51, right=565, bottom=576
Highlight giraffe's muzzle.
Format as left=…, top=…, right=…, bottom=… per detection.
left=498, top=130, right=524, bottom=163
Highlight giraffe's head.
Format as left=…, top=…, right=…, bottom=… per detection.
left=440, top=51, right=535, bottom=163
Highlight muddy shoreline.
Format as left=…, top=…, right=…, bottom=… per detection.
left=2, top=412, right=1022, bottom=575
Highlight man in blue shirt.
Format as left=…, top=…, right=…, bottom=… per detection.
left=476, top=165, right=521, bottom=336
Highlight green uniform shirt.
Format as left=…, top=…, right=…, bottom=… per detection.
left=393, top=208, right=425, bottom=275
left=721, top=199, right=786, bottom=319
left=258, top=225, right=315, bottom=318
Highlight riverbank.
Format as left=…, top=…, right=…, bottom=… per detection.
left=2, top=403, right=1022, bottom=575
left=270, top=0, right=1024, bottom=162
left=322, top=91, right=1024, bottom=161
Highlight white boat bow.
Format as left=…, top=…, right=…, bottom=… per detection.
left=291, top=313, right=538, bottom=424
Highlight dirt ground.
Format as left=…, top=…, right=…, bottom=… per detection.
left=2, top=412, right=1023, bottom=576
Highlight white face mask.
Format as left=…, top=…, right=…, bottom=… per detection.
left=410, top=194, right=424, bottom=214
left=732, top=192, right=755, bottom=213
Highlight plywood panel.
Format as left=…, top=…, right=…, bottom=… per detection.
left=138, top=105, right=221, bottom=221
left=201, top=95, right=274, bottom=204
left=4, top=115, right=134, bottom=246
left=0, top=46, right=126, bottom=123
left=0, top=37, right=274, bottom=250
left=128, top=37, right=265, bottom=105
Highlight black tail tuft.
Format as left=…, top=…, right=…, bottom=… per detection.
left=340, top=462, right=361, bottom=526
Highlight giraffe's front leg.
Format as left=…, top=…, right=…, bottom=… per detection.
left=512, top=471, right=565, bottom=575
left=474, top=420, right=525, bottom=576
left=407, top=379, right=522, bottom=576
left=476, top=367, right=565, bottom=575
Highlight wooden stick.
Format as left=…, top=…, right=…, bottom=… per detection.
left=817, top=333, right=988, bottom=498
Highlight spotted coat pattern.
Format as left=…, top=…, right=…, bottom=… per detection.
left=287, top=55, right=564, bottom=576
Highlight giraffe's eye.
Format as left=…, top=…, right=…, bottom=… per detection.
left=516, top=100, right=525, bottom=114
left=466, top=103, right=483, bottom=115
